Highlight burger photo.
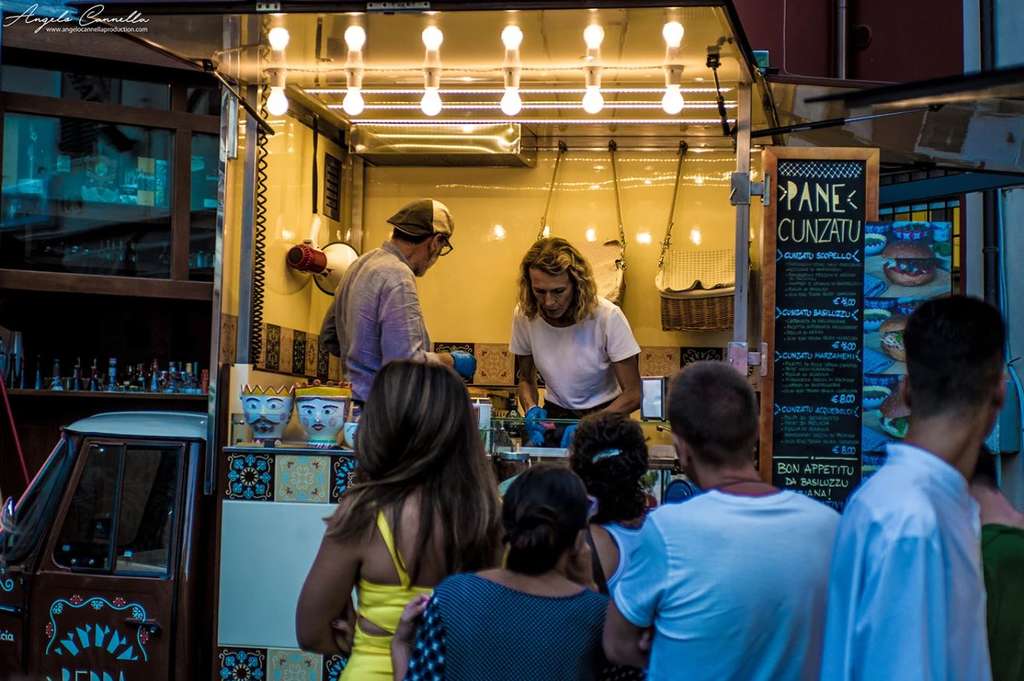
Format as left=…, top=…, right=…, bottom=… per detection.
left=862, top=385, right=892, bottom=410
left=865, top=233, right=887, bottom=256
left=879, top=315, right=907, bottom=362
left=863, top=307, right=891, bottom=332
left=882, top=241, right=937, bottom=287
left=879, top=390, right=911, bottom=440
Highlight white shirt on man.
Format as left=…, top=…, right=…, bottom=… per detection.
left=819, top=443, right=991, bottom=681
left=509, top=297, right=640, bottom=410
left=613, top=489, right=840, bottom=681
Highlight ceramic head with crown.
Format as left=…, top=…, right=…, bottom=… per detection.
left=294, top=383, right=350, bottom=447
left=240, top=384, right=294, bottom=442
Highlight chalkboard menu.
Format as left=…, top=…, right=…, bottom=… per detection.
left=760, top=148, right=879, bottom=510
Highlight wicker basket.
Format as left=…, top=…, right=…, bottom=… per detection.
left=660, top=286, right=735, bottom=330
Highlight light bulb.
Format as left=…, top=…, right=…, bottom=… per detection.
left=344, top=25, right=366, bottom=51
left=583, top=24, right=605, bottom=49
left=342, top=88, right=364, bottom=116
left=585, top=227, right=597, bottom=242
left=501, top=25, right=523, bottom=50
left=420, top=87, right=442, bottom=116
left=661, top=84, right=684, bottom=114
left=690, top=228, right=702, bottom=246
left=662, top=21, right=684, bottom=48
left=582, top=86, right=604, bottom=114
left=268, top=26, right=290, bottom=51
left=267, top=86, right=288, bottom=116
left=500, top=88, right=522, bottom=116
left=422, top=26, right=444, bottom=51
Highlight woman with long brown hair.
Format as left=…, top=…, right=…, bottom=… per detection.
left=511, top=238, right=642, bottom=448
left=296, top=360, right=502, bottom=680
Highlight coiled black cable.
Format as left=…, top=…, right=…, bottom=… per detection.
left=250, top=21, right=270, bottom=363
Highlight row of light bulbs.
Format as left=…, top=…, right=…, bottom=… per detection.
left=263, top=20, right=689, bottom=118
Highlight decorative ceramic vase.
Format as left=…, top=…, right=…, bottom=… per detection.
left=240, top=385, right=294, bottom=442
left=295, top=385, right=349, bottom=447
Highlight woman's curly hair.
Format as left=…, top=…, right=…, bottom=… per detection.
left=517, top=238, right=598, bottom=324
left=569, top=412, right=649, bottom=524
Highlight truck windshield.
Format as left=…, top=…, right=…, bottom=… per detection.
left=0, top=436, right=74, bottom=566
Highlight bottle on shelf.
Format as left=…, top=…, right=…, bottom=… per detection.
left=50, top=357, right=63, bottom=391
left=135, top=363, right=147, bottom=392
left=149, top=359, right=160, bottom=393
left=0, top=337, right=6, bottom=384
left=200, top=368, right=209, bottom=395
left=10, top=332, right=24, bottom=389
left=106, top=357, right=118, bottom=392
left=34, top=355, right=42, bottom=390
left=71, top=357, right=82, bottom=391
left=88, top=358, right=101, bottom=392
left=167, top=361, right=179, bottom=394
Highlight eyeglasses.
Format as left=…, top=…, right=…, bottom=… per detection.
left=438, top=236, right=454, bottom=257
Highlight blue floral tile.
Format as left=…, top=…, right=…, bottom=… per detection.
left=331, top=457, right=358, bottom=502
left=219, top=647, right=266, bottom=681
left=226, top=453, right=275, bottom=501
left=268, top=648, right=321, bottom=681
left=275, top=455, right=330, bottom=503
left=322, top=654, right=347, bottom=681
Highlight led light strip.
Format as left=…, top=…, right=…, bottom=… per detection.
left=352, top=118, right=736, bottom=126
left=329, top=101, right=736, bottom=111
left=305, top=87, right=730, bottom=95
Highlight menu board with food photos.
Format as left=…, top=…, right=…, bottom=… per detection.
left=760, top=147, right=879, bottom=510
left=861, top=221, right=953, bottom=477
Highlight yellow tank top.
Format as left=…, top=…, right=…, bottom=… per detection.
left=341, top=511, right=434, bottom=681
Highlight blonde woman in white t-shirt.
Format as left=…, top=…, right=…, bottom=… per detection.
left=510, top=238, right=642, bottom=448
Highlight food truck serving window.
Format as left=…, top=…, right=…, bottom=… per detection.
left=54, top=442, right=183, bottom=577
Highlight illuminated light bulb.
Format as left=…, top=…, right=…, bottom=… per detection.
left=420, top=87, right=442, bottom=116
left=422, top=26, right=444, bottom=51
left=582, top=86, right=604, bottom=114
left=583, top=24, right=605, bottom=49
left=493, top=224, right=507, bottom=240
left=643, top=179, right=653, bottom=186
left=585, top=227, right=597, bottom=242
left=694, top=174, right=705, bottom=186
left=690, top=228, right=702, bottom=246
left=636, top=231, right=653, bottom=245
left=662, top=21, right=684, bottom=48
left=501, top=25, right=523, bottom=50
left=267, top=86, right=289, bottom=116
left=344, top=25, right=366, bottom=51
left=661, top=84, right=685, bottom=114
left=500, top=88, right=522, bottom=116
left=268, top=26, right=290, bottom=51
left=342, top=88, right=365, bottom=116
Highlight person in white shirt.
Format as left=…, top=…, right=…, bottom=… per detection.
left=604, top=361, right=840, bottom=681
left=820, top=296, right=1005, bottom=681
left=511, top=238, right=641, bottom=447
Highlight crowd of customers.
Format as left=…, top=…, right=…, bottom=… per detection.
left=297, top=295, right=1023, bottom=681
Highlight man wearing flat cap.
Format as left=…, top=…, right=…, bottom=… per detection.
left=320, top=198, right=475, bottom=403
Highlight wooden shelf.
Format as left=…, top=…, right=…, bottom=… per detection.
left=8, top=389, right=207, bottom=401
left=0, top=269, right=212, bottom=301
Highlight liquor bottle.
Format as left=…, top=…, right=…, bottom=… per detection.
left=167, top=361, right=179, bottom=394
left=10, top=332, right=24, bottom=389
left=200, top=368, right=209, bottom=395
left=135, top=363, right=147, bottom=391
left=88, top=358, right=100, bottom=391
left=106, top=357, right=118, bottom=392
left=50, top=357, right=63, bottom=391
left=149, top=359, right=160, bottom=393
left=33, top=355, right=42, bottom=390
left=183, top=362, right=196, bottom=394
left=71, top=357, right=82, bottom=391
left=0, top=337, right=6, bottom=384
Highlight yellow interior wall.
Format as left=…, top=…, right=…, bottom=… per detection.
left=365, top=149, right=762, bottom=347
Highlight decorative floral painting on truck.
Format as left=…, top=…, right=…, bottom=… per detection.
left=44, top=594, right=150, bottom=681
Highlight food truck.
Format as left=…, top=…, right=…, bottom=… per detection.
left=2, top=0, right=1016, bottom=678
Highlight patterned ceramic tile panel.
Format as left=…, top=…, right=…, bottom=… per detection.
left=221, top=314, right=239, bottom=365
left=639, top=347, right=681, bottom=378
left=293, top=331, right=308, bottom=378
left=219, top=647, right=267, bottom=681
left=323, top=654, right=347, bottom=681
left=306, top=335, right=320, bottom=377
left=268, top=648, right=322, bottom=681
left=275, top=455, right=330, bottom=503
left=317, top=344, right=330, bottom=381
left=475, top=343, right=516, bottom=386
left=331, top=456, right=358, bottom=502
left=279, top=327, right=294, bottom=375
left=226, top=453, right=275, bottom=501
left=328, top=354, right=341, bottom=382
left=265, top=324, right=282, bottom=371
left=680, top=346, right=725, bottom=366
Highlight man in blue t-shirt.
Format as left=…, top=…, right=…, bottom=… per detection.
left=603, top=361, right=839, bottom=681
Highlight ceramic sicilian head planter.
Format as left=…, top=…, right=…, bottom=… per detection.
left=295, top=384, right=349, bottom=447
left=240, top=385, right=294, bottom=442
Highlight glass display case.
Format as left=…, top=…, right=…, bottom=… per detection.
left=1, top=112, right=174, bottom=277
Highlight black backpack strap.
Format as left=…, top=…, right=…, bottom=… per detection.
left=586, top=525, right=610, bottom=595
